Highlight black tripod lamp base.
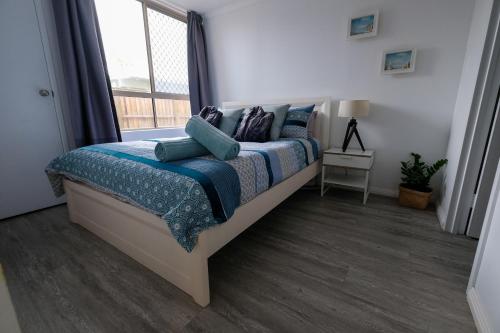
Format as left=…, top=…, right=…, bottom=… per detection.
left=342, top=118, right=366, bottom=152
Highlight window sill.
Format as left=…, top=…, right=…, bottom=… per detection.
left=121, top=127, right=186, bottom=142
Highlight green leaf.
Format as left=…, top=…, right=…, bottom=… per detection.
left=400, top=154, right=447, bottom=188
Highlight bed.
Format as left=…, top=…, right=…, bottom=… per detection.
left=49, top=98, right=331, bottom=306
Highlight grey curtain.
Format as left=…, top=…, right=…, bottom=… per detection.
left=187, top=11, right=212, bottom=115
left=52, top=0, right=121, bottom=147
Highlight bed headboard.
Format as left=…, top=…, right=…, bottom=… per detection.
left=222, top=97, right=332, bottom=150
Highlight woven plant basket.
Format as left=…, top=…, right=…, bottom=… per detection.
left=399, top=185, right=432, bottom=210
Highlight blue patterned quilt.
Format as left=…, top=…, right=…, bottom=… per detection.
left=46, top=138, right=320, bottom=252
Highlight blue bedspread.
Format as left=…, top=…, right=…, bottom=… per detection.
left=46, top=138, right=320, bottom=252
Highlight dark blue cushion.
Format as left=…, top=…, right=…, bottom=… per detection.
left=281, top=104, right=315, bottom=138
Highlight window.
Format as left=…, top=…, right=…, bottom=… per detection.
left=95, top=0, right=190, bottom=130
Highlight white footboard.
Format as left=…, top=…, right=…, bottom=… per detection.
left=64, top=180, right=210, bottom=306
left=64, top=160, right=321, bottom=306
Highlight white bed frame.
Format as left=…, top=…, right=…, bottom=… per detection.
left=64, top=98, right=332, bottom=306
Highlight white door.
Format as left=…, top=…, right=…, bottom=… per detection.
left=0, top=0, right=66, bottom=219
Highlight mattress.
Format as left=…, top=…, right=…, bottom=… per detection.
left=46, top=138, right=320, bottom=251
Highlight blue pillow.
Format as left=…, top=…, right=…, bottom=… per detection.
left=262, top=104, right=290, bottom=141
left=280, top=104, right=315, bottom=139
left=218, top=108, right=245, bottom=136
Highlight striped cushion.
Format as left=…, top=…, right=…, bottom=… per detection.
left=280, top=105, right=315, bottom=139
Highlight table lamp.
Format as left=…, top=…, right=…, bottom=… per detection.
left=338, top=100, right=370, bottom=152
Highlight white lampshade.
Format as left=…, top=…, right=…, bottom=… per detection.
left=338, top=100, right=370, bottom=118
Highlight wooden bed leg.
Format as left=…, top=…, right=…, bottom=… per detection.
left=191, top=255, right=210, bottom=307
left=64, top=188, right=77, bottom=224
left=190, top=236, right=210, bottom=307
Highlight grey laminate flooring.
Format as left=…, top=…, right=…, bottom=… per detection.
left=0, top=189, right=477, bottom=333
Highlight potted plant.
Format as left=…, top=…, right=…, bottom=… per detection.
left=399, top=153, right=448, bottom=210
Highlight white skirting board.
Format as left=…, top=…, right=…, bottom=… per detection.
left=64, top=160, right=321, bottom=306
left=467, top=287, right=492, bottom=333
left=370, top=186, right=398, bottom=198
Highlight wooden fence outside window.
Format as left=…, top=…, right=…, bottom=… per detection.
left=114, top=96, right=191, bottom=130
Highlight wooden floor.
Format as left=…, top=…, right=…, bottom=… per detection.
left=0, top=189, right=477, bottom=333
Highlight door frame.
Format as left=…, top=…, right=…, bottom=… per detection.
left=467, top=163, right=500, bottom=333
left=33, top=0, right=70, bottom=152
left=445, top=1, right=500, bottom=234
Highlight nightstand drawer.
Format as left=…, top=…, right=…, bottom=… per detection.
left=323, top=153, right=372, bottom=169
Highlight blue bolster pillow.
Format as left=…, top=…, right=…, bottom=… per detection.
left=185, top=116, right=240, bottom=160
left=154, top=137, right=209, bottom=162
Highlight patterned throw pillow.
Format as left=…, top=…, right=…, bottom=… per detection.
left=199, top=106, right=223, bottom=128
left=233, top=106, right=275, bottom=142
left=280, top=104, right=315, bottom=139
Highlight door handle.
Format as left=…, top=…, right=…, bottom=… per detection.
left=39, top=89, right=51, bottom=97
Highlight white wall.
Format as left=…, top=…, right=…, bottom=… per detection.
left=467, top=162, right=500, bottom=332
left=205, top=0, right=474, bottom=197
left=436, top=0, right=495, bottom=230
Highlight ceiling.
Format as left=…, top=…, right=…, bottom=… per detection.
left=167, top=0, right=244, bottom=13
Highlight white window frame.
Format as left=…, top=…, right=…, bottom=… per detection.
left=112, top=0, right=189, bottom=130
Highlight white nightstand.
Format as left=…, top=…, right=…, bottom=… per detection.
left=321, top=148, right=375, bottom=204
